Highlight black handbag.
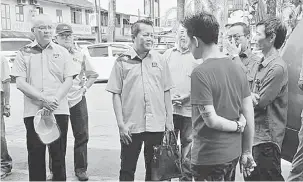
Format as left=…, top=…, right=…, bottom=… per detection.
left=151, top=130, right=182, bottom=181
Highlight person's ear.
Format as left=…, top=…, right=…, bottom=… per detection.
left=270, top=33, right=276, bottom=44
left=193, top=36, right=199, bottom=48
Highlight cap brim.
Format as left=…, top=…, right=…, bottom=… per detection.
left=38, top=124, right=60, bottom=144
left=56, top=30, right=73, bottom=35
left=34, top=112, right=61, bottom=145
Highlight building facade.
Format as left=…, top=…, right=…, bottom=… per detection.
left=1, top=0, right=96, bottom=40
left=0, top=0, right=148, bottom=42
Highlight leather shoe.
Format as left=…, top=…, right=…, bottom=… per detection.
left=76, top=171, right=89, bottom=181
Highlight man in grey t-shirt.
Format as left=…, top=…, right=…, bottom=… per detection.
left=183, top=12, right=256, bottom=181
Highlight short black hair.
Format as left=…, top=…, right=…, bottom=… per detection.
left=131, top=19, right=153, bottom=37
left=182, top=12, right=219, bottom=44
left=231, top=22, right=250, bottom=35
left=256, top=17, right=287, bottom=49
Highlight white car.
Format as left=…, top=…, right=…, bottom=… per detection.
left=82, top=43, right=131, bottom=83
left=74, top=40, right=93, bottom=50
left=0, top=38, right=33, bottom=70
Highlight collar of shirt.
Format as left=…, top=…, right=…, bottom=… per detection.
left=260, top=51, right=279, bottom=68
left=124, top=47, right=151, bottom=60
left=30, top=40, right=54, bottom=51
left=172, top=47, right=190, bottom=54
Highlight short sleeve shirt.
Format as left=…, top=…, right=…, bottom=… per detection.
left=68, top=49, right=98, bottom=108
left=11, top=41, right=78, bottom=118
left=191, top=57, right=250, bottom=165
left=1, top=55, right=11, bottom=92
left=106, top=48, right=174, bottom=133
left=163, top=47, right=200, bottom=117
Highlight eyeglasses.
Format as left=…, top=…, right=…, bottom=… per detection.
left=58, top=34, right=72, bottom=39
left=227, top=34, right=245, bottom=41
left=34, top=25, right=53, bottom=31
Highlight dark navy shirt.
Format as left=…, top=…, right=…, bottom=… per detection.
left=251, top=53, right=288, bottom=151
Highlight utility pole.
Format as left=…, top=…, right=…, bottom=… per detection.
left=94, top=0, right=101, bottom=43
left=151, top=0, right=155, bottom=24
left=108, top=0, right=116, bottom=42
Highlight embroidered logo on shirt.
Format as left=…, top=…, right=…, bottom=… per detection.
left=73, top=57, right=81, bottom=63
left=152, top=62, right=158, bottom=67
left=53, top=54, right=60, bottom=59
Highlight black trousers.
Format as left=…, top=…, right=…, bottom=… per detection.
left=119, top=132, right=163, bottom=181
left=50, top=97, right=89, bottom=173
left=24, top=115, right=68, bottom=181
left=191, top=157, right=239, bottom=181
left=244, top=143, right=284, bottom=181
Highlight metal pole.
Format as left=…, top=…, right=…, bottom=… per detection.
left=98, top=0, right=102, bottom=42
left=95, top=0, right=101, bottom=43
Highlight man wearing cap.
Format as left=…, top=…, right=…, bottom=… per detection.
left=47, top=23, right=98, bottom=181
left=11, top=14, right=78, bottom=181
left=0, top=55, right=12, bottom=179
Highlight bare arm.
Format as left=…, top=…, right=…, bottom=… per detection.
left=113, top=93, right=124, bottom=128
left=197, top=105, right=245, bottom=132
left=164, top=90, right=173, bottom=129
left=241, top=96, right=255, bottom=153
left=55, top=77, right=73, bottom=101
left=85, top=76, right=98, bottom=89
left=2, top=81, right=10, bottom=105
left=16, top=77, right=44, bottom=101
left=83, top=55, right=99, bottom=89
left=232, top=56, right=248, bottom=74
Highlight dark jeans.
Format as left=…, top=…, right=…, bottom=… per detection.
left=191, top=157, right=239, bottom=181
left=24, top=115, right=68, bottom=181
left=244, top=143, right=284, bottom=181
left=119, top=132, right=163, bottom=181
left=1, top=100, right=12, bottom=172
left=288, top=117, right=303, bottom=181
left=50, top=97, right=89, bottom=173
left=173, top=114, right=192, bottom=181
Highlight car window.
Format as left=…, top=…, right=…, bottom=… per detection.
left=88, top=46, right=109, bottom=57
left=111, top=45, right=129, bottom=57
left=154, top=44, right=167, bottom=49
left=1, top=41, right=32, bottom=51
left=77, top=42, right=92, bottom=48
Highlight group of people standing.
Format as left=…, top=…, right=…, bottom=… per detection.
left=1, top=11, right=303, bottom=182
left=106, top=12, right=303, bottom=182
left=1, top=14, right=98, bottom=181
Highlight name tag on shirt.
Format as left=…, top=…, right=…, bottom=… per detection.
left=53, top=54, right=60, bottom=59
left=152, top=62, right=158, bottom=67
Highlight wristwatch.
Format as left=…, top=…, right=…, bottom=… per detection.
left=235, top=121, right=244, bottom=133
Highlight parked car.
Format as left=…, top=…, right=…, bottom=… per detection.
left=114, top=41, right=133, bottom=47
left=281, top=19, right=303, bottom=162
left=0, top=38, right=33, bottom=70
left=153, top=43, right=174, bottom=54
left=82, top=43, right=131, bottom=83
left=74, top=40, right=93, bottom=50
